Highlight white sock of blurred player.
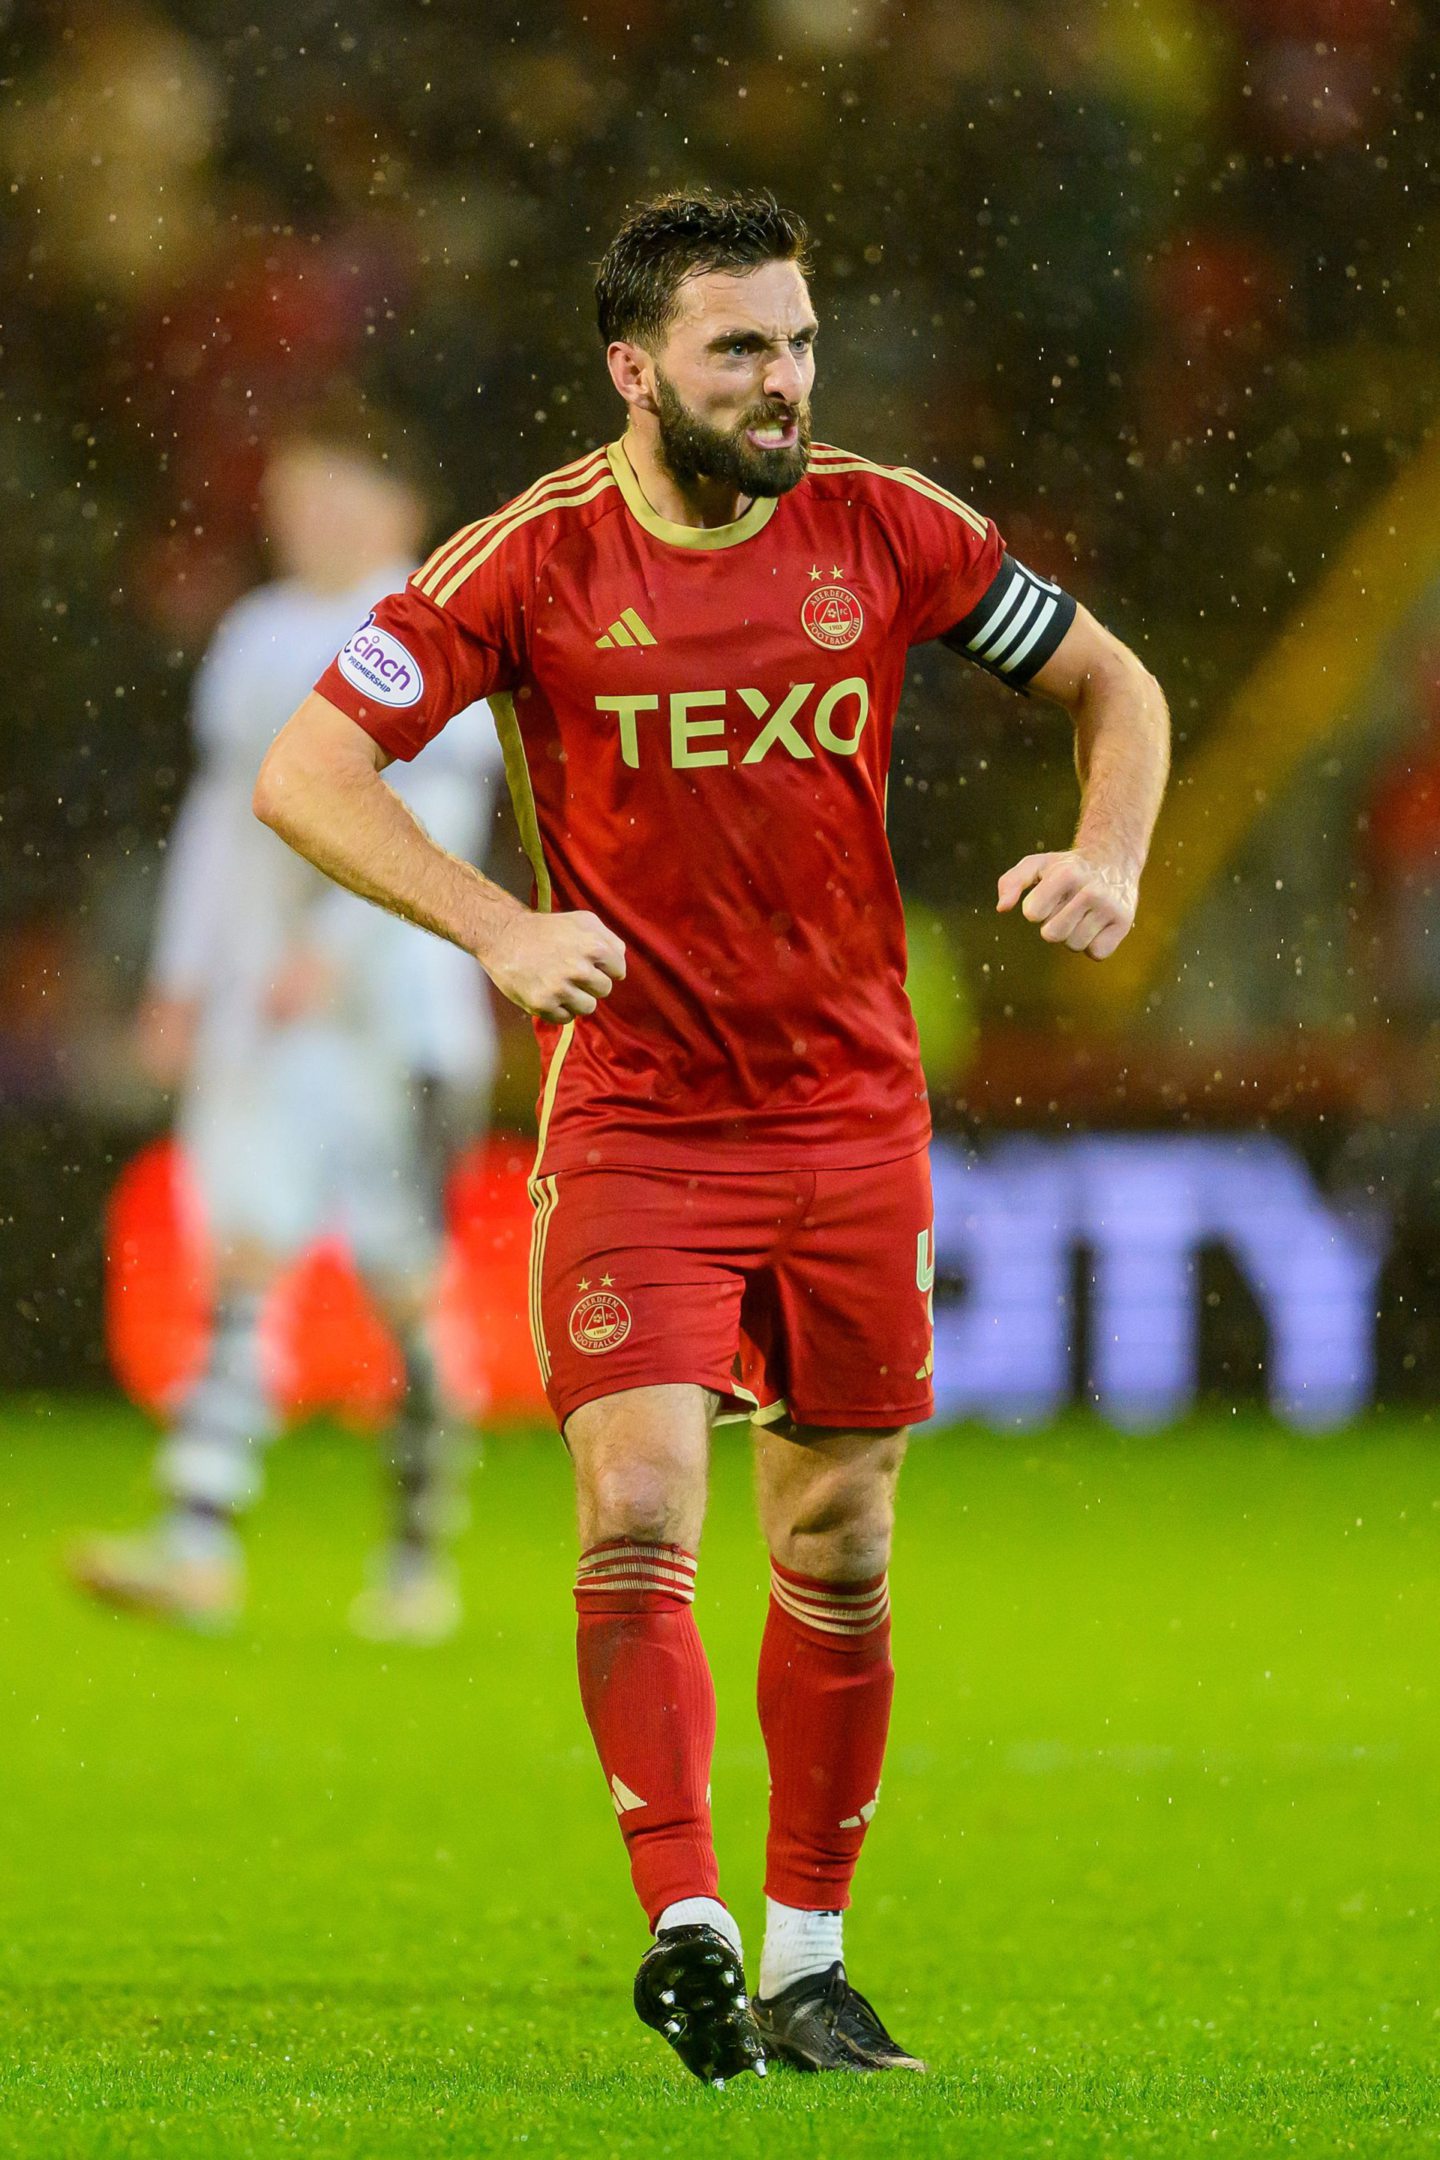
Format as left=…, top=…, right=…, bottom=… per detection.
left=157, top=1287, right=276, bottom=1567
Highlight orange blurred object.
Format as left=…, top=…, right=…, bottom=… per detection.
left=104, top=1136, right=548, bottom=1429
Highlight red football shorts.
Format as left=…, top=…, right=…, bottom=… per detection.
left=527, top=1149, right=935, bottom=1433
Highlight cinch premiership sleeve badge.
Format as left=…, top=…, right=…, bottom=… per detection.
left=336, top=613, right=426, bottom=707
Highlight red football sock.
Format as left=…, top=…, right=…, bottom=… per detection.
left=574, top=1539, right=720, bottom=1928
left=758, top=1560, right=895, bottom=1910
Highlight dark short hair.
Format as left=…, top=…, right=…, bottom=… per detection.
left=595, top=188, right=812, bottom=348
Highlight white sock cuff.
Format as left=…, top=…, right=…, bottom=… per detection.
left=759, top=1898, right=844, bottom=1999
left=157, top=1434, right=261, bottom=1513
left=657, top=1897, right=742, bottom=1960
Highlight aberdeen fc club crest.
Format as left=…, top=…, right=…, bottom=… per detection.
left=569, top=1280, right=632, bottom=1355
left=801, top=580, right=864, bottom=650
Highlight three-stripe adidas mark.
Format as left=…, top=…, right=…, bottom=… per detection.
left=839, top=1788, right=880, bottom=1831
left=596, top=607, right=656, bottom=649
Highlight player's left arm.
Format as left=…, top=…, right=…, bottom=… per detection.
left=994, top=605, right=1170, bottom=962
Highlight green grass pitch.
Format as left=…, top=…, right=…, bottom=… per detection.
left=3, top=1400, right=1440, bottom=2156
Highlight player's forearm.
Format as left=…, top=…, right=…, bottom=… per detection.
left=1069, top=650, right=1170, bottom=884
left=253, top=715, right=524, bottom=967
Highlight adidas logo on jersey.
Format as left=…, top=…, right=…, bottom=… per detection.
left=596, top=608, right=657, bottom=649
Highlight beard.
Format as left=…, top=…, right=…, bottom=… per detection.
left=652, top=369, right=812, bottom=499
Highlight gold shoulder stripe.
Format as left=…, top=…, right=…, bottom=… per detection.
left=813, top=450, right=989, bottom=536
left=414, top=449, right=608, bottom=597
left=810, top=446, right=988, bottom=534
left=808, top=449, right=988, bottom=537
left=415, top=446, right=606, bottom=591
left=415, top=448, right=603, bottom=591
left=433, top=469, right=617, bottom=607
left=897, top=464, right=991, bottom=533
left=812, top=442, right=979, bottom=512
left=416, top=450, right=608, bottom=597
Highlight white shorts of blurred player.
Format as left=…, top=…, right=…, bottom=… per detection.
left=180, top=1023, right=442, bottom=1295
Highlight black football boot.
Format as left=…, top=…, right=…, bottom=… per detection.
left=633, top=1924, right=767, bottom=2086
left=752, top=1960, right=927, bottom=2073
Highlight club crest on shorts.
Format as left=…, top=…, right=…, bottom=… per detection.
left=569, top=1288, right=632, bottom=1355
left=801, top=583, right=864, bottom=649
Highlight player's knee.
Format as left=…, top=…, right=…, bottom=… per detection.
left=769, top=1427, right=907, bottom=1571
left=581, top=1462, right=694, bottom=1549
left=775, top=1504, right=891, bottom=1579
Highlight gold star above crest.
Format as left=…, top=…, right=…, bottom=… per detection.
left=831, top=564, right=845, bottom=579
left=577, top=1278, right=590, bottom=1292
left=808, top=564, right=823, bottom=581
left=600, top=1273, right=615, bottom=1288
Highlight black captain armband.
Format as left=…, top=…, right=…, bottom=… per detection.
left=941, top=554, right=1077, bottom=690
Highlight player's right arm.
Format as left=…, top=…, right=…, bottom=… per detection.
left=138, top=769, right=228, bottom=1086
left=257, top=513, right=625, bottom=1022
left=254, top=693, right=624, bottom=1023
left=139, top=605, right=260, bottom=1086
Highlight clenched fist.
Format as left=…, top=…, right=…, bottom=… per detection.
left=482, top=908, right=627, bottom=1023
left=996, top=850, right=1137, bottom=961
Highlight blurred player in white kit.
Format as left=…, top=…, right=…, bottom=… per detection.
left=69, top=400, right=503, bottom=1640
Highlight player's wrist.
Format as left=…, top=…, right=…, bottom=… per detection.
left=1072, top=840, right=1141, bottom=893
left=463, top=877, right=529, bottom=970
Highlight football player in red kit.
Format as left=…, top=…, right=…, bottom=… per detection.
left=255, top=191, right=1170, bottom=2084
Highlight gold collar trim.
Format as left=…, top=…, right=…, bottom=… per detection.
left=606, top=438, right=777, bottom=551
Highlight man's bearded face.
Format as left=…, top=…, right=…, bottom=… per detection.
left=653, top=368, right=811, bottom=499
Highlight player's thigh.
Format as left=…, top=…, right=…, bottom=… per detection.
left=529, top=1164, right=753, bottom=1437
left=338, top=1068, right=444, bottom=1291
left=769, top=1147, right=936, bottom=1433
left=180, top=1066, right=322, bottom=1264
left=753, top=1416, right=909, bottom=1579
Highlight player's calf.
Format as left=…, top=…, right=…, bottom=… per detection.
left=574, top=1538, right=720, bottom=1915
left=353, top=1319, right=470, bottom=1643
left=576, top=1537, right=760, bottom=2081
left=758, top=1562, right=895, bottom=1912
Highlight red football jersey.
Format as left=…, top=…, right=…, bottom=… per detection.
left=316, top=438, right=1037, bottom=1175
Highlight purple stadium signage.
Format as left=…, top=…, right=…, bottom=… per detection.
left=929, top=1135, right=1385, bottom=1430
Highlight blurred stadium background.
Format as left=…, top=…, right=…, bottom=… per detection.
left=5, top=3, right=1440, bottom=2151
left=4, top=0, right=1440, bottom=1416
